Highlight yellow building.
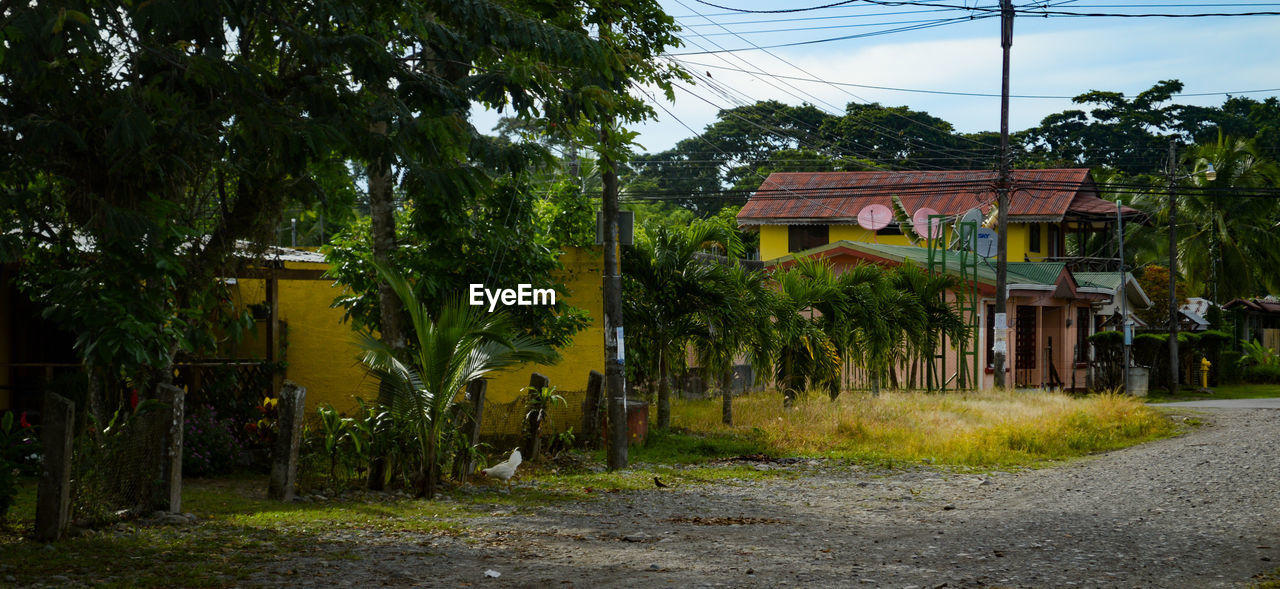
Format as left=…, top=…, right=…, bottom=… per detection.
left=225, top=246, right=604, bottom=420
left=1, top=246, right=604, bottom=431
left=739, top=169, right=1148, bottom=391
left=740, top=169, right=1139, bottom=263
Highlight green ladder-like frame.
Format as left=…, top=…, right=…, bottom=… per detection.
left=926, top=216, right=980, bottom=392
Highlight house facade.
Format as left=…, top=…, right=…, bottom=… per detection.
left=739, top=169, right=1149, bottom=391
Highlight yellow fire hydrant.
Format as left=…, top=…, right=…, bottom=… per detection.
left=1201, top=356, right=1212, bottom=388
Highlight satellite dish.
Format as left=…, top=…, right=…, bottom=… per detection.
left=857, top=203, right=893, bottom=231
left=912, top=207, right=942, bottom=239
left=975, top=228, right=998, bottom=257
left=951, top=208, right=984, bottom=248
left=956, top=208, right=983, bottom=232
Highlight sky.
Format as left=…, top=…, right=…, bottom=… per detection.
left=474, top=0, right=1280, bottom=157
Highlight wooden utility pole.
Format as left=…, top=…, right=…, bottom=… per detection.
left=601, top=128, right=628, bottom=471
left=1167, top=140, right=1180, bottom=395
left=992, top=0, right=1014, bottom=388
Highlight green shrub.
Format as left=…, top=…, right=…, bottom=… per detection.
left=1, top=411, right=38, bottom=524
left=1219, top=351, right=1244, bottom=384
left=184, top=404, right=248, bottom=477
left=1245, top=363, right=1280, bottom=384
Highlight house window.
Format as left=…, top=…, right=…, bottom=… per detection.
left=1029, top=224, right=1041, bottom=254
left=1075, top=307, right=1091, bottom=363
left=1048, top=224, right=1060, bottom=257
left=876, top=224, right=904, bottom=236
left=788, top=225, right=829, bottom=253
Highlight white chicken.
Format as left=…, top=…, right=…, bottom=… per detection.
left=480, top=448, right=522, bottom=491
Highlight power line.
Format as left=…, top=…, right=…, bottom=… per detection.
left=671, top=0, right=1001, bottom=156
left=694, top=0, right=1280, bottom=18
left=674, top=59, right=1280, bottom=100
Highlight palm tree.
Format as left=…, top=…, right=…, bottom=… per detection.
left=770, top=258, right=843, bottom=405
left=358, top=262, right=554, bottom=498
left=837, top=263, right=923, bottom=396
left=885, top=264, right=969, bottom=390
left=1180, top=135, right=1280, bottom=302
left=622, top=218, right=743, bottom=429
left=1128, top=135, right=1280, bottom=304
left=690, top=264, right=777, bottom=424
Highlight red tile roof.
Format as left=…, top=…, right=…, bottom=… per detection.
left=737, top=169, right=1141, bottom=225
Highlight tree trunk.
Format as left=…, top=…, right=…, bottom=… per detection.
left=721, top=369, right=733, bottom=425
left=367, top=121, right=402, bottom=491
left=657, top=358, right=671, bottom=429
left=421, top=439, right=437, bottom=499
left=871, top=370, right=881, bottom=398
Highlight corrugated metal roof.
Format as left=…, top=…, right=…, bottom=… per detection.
left=738, top=169, right=1142, bottom=225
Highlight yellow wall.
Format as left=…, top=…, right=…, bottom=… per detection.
left=222, top=264, right=366, bottom=413
left=759, top=225, right=789, bottom=261
left=222, top=250, right=605, bottom=416
left=483, top=247, right=606, bottom=404
left=276, top=262, right=369, bottom=412
left=1005, top=223, right=1051, bottom=262
left=757, top=222, right=1050, bottom=262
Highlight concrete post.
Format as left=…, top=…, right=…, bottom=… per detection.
left=524, top=372, right=550, bottom=461
left=581, top=370, right=605, bottom=448
left=156, top=384, right=184, bottom=512
left=454, top=379, right=486, bottom=483
left=35, top=393, right=75, bottom=542
left=268, top=382, right=306, bottom=501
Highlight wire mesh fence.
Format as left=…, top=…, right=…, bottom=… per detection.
left=478, top=388, right=587, bottom=438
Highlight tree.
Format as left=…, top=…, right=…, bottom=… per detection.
left=622, top=218, right=743, bottom=428
left=1018, top=80, right=1187, bottom=174
left=358, top=264, right=554, bottom=498
left=1133, top=266, right=1185, bottom=328
left=1178, top=135, right=1280, bottom=301
left=689, top=264, right=776, bottom=424
left=769, top=259, right=843, bottom=405
left=0, top=1, right=398, bottom=412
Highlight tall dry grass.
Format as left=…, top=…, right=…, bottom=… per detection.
left=671, top=389, right=1173, bottom=467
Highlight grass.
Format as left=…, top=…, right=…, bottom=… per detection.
left=0, top=388, right=1175, bottom=586
left=669, top=389, right=1176, bottom=468
left=1146, top=383, right=1280, bottom=403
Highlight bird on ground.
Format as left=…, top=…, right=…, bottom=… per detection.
left=654, top=477, right=669, bottom=489
left=481, top=448, right=522, bottom=491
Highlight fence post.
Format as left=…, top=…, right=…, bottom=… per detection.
left=581, top=370, right=605, bottom=448
left=155, top=384, right=184, bottom=512
left=35, top=393, right=75, bottom=542
left=523, top=372, right=550, bottom=460
left=268, top=382, right=306, bottom=501
left=454, top=379, right=486, bottom=483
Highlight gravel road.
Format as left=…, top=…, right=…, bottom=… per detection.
left=251, top=408, right=1280, bottom=588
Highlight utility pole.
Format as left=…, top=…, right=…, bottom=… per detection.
left=601, top=128, right=628, bottom=470
left=992, top=0, right=1014, bottom=388
left=1167, top=140, right=1180, bottom=396
left=1117, top=200, right=1130, bottom=391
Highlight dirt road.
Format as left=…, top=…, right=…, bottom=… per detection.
left=251, top=408, right=1280, bottom=588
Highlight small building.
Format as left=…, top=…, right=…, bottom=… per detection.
left=738, top=169, right=1148, bottom=391
left=1224, top=296, right=1280, bottom=350
left=1, top=245, right=605, bottom=435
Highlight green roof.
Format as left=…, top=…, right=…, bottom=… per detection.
left=1074, top=271, right=1124, bottom=291
left=795, top=241, right=1065, bottom=287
